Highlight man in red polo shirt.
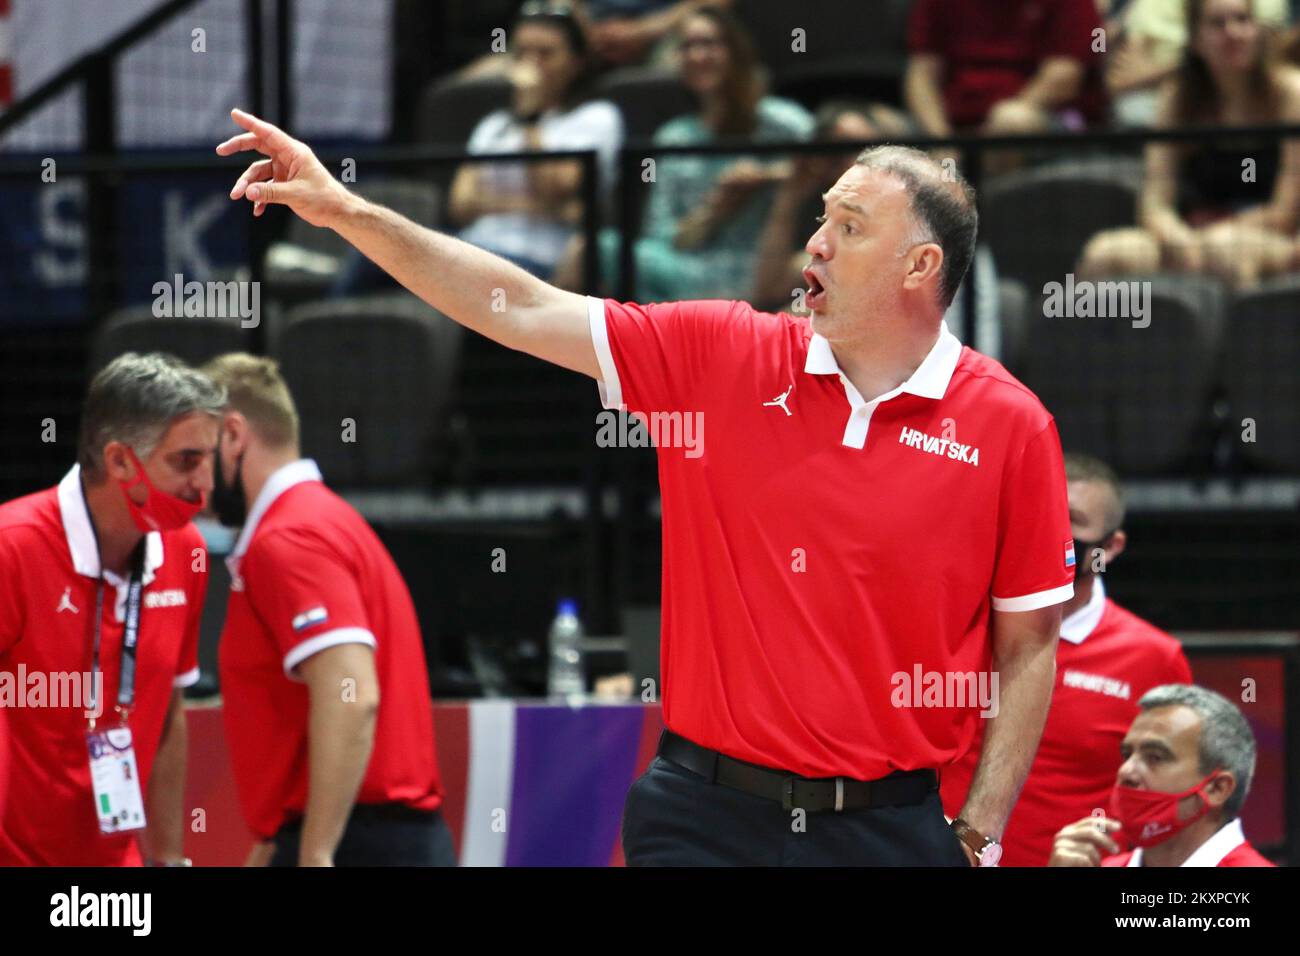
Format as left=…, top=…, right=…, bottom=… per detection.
left=940, top=452, right=1192, bottom=865
left=1049, top=684, right=1275, bottom=867
left=217, top=110, right=1073, bottom=865
left=0, top=352, right=221, bottom=866
left=202, top=353, right=450, bottom=867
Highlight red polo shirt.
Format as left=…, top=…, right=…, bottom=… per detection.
left=0, top=466, right=206, bottom=866
left=940, top=578, right=1192, bottom=865
left=589, top=297, right=1074, bottom=779
left=909, top=0, right=1108, bottom=127
left=1102, top=819, right=1275, bottom=867
left=219, top=460, right=442, bottom=840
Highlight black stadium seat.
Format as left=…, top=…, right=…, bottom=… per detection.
left=1020, top=273, right=1226, bottom=475
left=273, top=294, right=464, bottom=494
left=415, top=74, right=513, bottom=149
left=1223, top=274, right=1300, bottom=473
left=981, top=156, right=1143, bottom=293
left=89, top=307, right=253, bottom=376
left=997, top=278, right=1030, bottom=375
left=593, top=66, right=696, bottom=143
left=735, top=0, right=912, bottom=103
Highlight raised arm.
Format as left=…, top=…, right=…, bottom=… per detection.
left=217, top=109, right=599, bottom=378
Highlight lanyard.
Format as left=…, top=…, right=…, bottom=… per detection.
left=87, top=540, right=145, bottom=729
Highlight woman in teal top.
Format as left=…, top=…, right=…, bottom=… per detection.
left=598, top=6, right=814, bottom=300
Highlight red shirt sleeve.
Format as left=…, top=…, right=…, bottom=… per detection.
left=590, top=296, right=750, bottom=415
left=991, top=417, right=1075, bottom=611
left=1166, top=642, right=1194, bottom=686
left=1042, top=0, right=1104, bottom=60
left=239, top=527, right=375, bottom=678
left=907, top=0, right=945, bottom=55
left=175, top=529, right=208, bottom=687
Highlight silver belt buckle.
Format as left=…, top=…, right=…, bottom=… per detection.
left=834, top=777, right=845, bottom=813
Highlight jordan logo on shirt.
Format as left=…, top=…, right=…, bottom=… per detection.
left=56, top=586, right=79, bottom=614
left=764, top=385, right=793, bottom=416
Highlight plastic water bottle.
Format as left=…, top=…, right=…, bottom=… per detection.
left=548, top=599, right=585, bottom=697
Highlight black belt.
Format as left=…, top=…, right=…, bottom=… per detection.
left=657, top=730, right=938, bottom=813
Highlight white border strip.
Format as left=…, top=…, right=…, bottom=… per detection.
left=173, top=666, right=201, bottom=689
left=991, top=582, right=1075, bottom=613
left=281, top=627, right=377, bottom=680
left=587, top=295, right=623, bottom=410
left=460, top=700, right=516, bottom=867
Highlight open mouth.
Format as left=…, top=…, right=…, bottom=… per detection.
left=803, top=268, right=827, bottom=312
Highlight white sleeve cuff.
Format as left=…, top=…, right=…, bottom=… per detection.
left=282, top=627, right=377, bottom=681
left=587, top=295, right=624, bottom=410
left=173, top=667, right=201, bottom=688
left=991, top=582, right=1075, bottom=613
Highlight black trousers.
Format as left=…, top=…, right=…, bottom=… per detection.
left=270, top=805, right=457, bottom=867
left=622, top=755, right=972, bottom=866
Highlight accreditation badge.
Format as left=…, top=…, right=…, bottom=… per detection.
left=86, top=724, right=147, bottom=835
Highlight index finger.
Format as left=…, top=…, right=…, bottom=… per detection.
left=229, top=108, right=294, bottom=151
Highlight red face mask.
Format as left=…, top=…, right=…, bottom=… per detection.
left=1108, top=770, right=1221, bottom=849
left=119, top=448, right=205, bottom=532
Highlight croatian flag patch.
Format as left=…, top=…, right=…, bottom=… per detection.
left=1064, top=542, right=1077, bottom=570
left=291, top=606, right=329, bottom=632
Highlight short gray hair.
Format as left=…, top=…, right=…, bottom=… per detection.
left=78, top=352, right=228, bottom=481
left=1138, top=684, right=1257, bottom=821
left=855, top=144, right=978, bottom=311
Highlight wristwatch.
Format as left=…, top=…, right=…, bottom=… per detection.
left=951, top=818, right=1002, bottom=867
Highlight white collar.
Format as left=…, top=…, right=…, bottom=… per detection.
left=56, top=465, right=164, bottom=587
left=1059, top=576, right=1106, bottom=644
left=1127, top=818, right=1247, bottom=867
left=803, top=320, right=962, bottom=400
left=228, top=459, right=323, bottom=561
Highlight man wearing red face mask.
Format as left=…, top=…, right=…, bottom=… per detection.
left=0, top=352, right=225, bottom=865
left=1048, top=684, right=1274, bottom=867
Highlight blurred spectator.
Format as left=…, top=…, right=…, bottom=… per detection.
left=1107, top=0, right=1292, bottom=127
left=1049, top=684, right=1275, bottom=867
left=562, top=6, right=812, bottom=299
left=579, top=0, right=735, bottom=69
left=334, top=2, right=622, bottom=293
left=1078, top=0, right=1300, bottom=289
left=905, top=0, right=1109, bottom=173
left=448, top=2, right=623, bottom=279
